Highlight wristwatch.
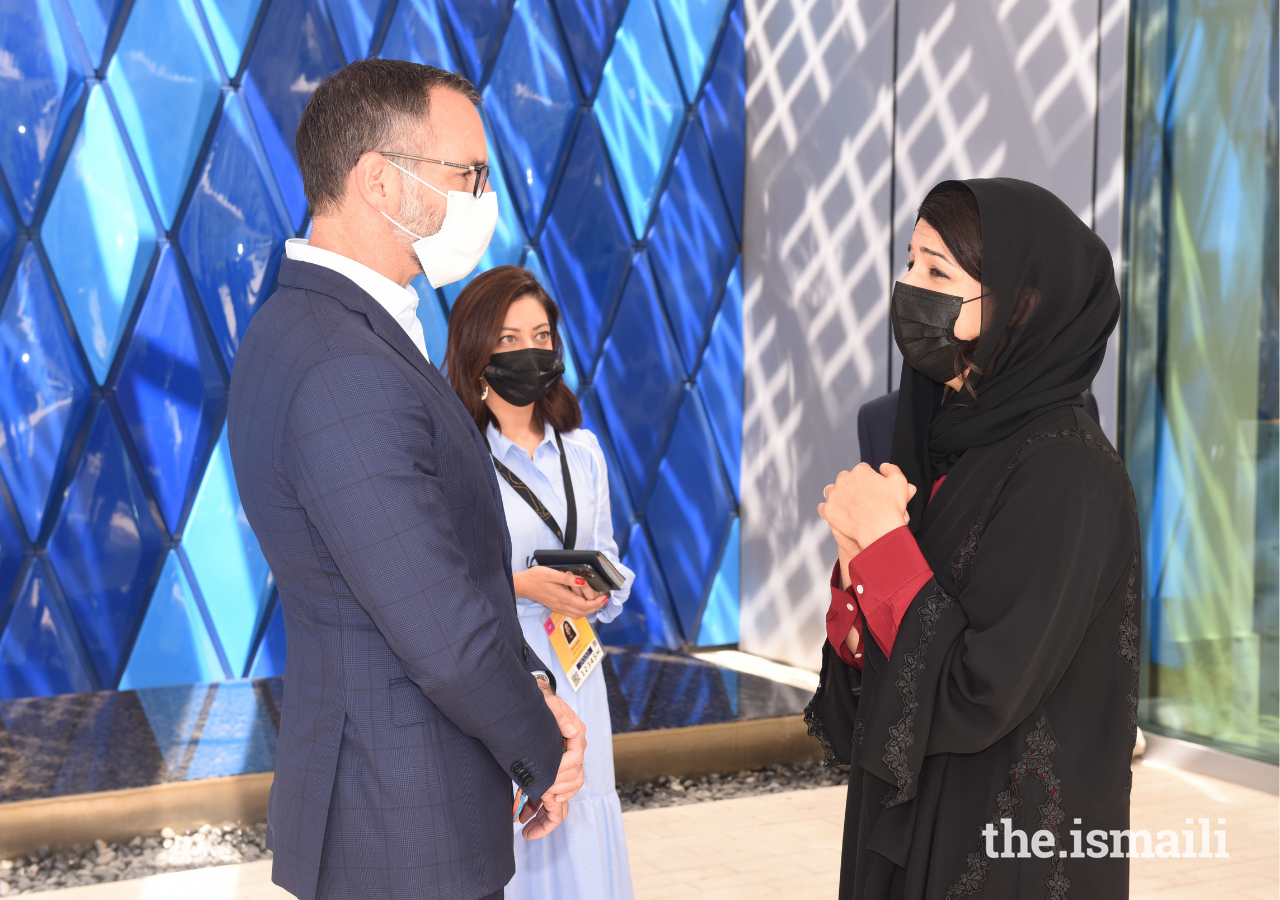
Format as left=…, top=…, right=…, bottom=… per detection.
left=531, top=670, right=554, bottom=693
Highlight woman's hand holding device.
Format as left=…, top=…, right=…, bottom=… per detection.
left=513, top=566, right=609, bottom=617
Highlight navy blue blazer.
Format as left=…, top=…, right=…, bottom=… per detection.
left=227, top=258, right=564, bottom=900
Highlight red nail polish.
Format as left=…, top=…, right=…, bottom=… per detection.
left=575, top=578, right=585, bottom=585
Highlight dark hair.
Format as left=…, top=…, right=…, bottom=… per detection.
left=296, top=58, right=480, bottom=217
left=444, top=266, right=582, bottom=434
left=917, top=184, right=983, bottom=403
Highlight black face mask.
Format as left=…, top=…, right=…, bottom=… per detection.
left=890, top=281, right=979, bottom=384
left=484, top=348, right=565, bottom=406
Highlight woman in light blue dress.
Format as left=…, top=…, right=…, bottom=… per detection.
left=444, top=265, right=635, bottom=900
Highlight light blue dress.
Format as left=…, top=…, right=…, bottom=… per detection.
left=487, top=421, right=635, bottom=900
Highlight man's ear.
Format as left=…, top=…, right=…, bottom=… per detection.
left=352, top=151, right=398, bottom=214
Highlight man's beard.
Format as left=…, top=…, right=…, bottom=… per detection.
left=389, top=171, right=445, bottom=273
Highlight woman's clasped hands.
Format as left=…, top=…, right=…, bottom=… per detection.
left=514, top=565, right=610, bottom=617
left=818, top=462, right=919, bottom=591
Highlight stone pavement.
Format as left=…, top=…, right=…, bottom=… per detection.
left=37, top=759, right=1279, bottom=898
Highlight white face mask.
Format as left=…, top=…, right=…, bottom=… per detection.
left=382, top=159, right=498, bottom=289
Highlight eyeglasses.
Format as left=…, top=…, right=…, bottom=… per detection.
left=378, top=151, right=491, bottom=198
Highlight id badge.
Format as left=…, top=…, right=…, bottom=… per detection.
left=543, top=612, right=605, bottom=692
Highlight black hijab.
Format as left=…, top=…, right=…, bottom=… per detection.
left=891, top=178, right=1120, bottom=530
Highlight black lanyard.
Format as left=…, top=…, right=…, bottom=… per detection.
left=489, top=430, right=577, bottom=549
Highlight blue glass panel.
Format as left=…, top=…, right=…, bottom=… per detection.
left=46, top=404, right=165, bottom=686
left=578, top=390, right=634, bottom=554
left=550, top=0, right=625, bottom=97
left=136, top=681, right=212, bottom=778
left=646, top=389, right=733, bottom=636
left=41, top=86, right=158, bottom=385
left=0, top=246, right=92, bottom=539
left=439, top=120, right=527, bottom=307
left=199, top=0, right=264, bottom=76
left=247, top=597, right=285, bottom=678
left=118, top=550, right=225, bottom=689
left=696, top=515, right=737, bottom=645
left=64, top=0, right=126, bottom=69
left=595, top=523, right=680, bottom=648
left=521, top=249, right=580, bottom=393
left=327, top=0, right=388, bottom=63
left=594, top=255, right=685, bottom=502
left=0, top=0, right=85, bottom=224
left=380, top=0, right=456, bottom=68
left=696, top=1, right=742, bottom=239
left=106, top=0, right=223, bottom=229
left=115, top=247, right=227, bottom=533
left=593, top=0, right=683, bottom=238
left=242, top=0, right=343, bottom=229
left=656, top=0, right=730, bottom=101
left=0, top=498, right=25, bottom=607
left=0, top=196, right=16, bottom=276
left=540, top=121, right=632, bottom=370
left=183, top=424, right=273, bottom=676
left=603, top=642, right=661, bottom=726
left=184, top=680, right=277, bottom=779
left=0, top=560, right=94, bottom=699
left=438, top=0, right=513, bottom=84
left=649, top=123, right=735, bottom=372
left=410, top=275, right=449, bottom=365
left=696, top=257, right=741, bottom=497
left=179, top=93, right=289, bottom=372
left=482, top=0, right=577, bottom=235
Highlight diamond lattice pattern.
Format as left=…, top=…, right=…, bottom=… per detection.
left=0, top=0, right=743, bottom=700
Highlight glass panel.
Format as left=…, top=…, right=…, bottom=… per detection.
left=0, top=193, right=16, bottom=283
left=696, top=257, right=742, bottom=499
left=64, top=0, right=126, bottom=69
left=594, top=522, right=681, bottom=648
left=106, top=0, right=223, bottom=229
left=1124, top=0, right=1279, bottom=763
left=114, top=247, right=228, bottom=533
left=439, top=120, right=527, bottom=307
left=0, top=0, right=85, bottom=224
left=0, top=245, right=93, bottom=540
left=178, top=93, right=289, bottom=372
left=241, top=0, right=343, bottom=229
left=696, top=0, right=743, bottom=239
left=327, top=0, right=388, bottom=63
left=42, top=84, right=159, bottom=384
left=550, top=0, right=625, bottom=97
left=539, top=119, right=633, bottom=370
left=198, top=0, right=263, bottom=76
left=593, top=0, right=684, bottom=238
left=438, top=0, right=514, bottom=85
left=46, top=403, right=165, bottom=687
left=648, top=122, right=736, bottom=373
left=247, top=597, right=285, bottom=678
left=697, top=515, right=739, bottom=645
left=182, top=424, right=273, bottom=677
left=655, top=0, right=730, bottom=102
left=646, top=388, right=733, bottom=637
left=118, top=550, right=227, bottom=690
left=0, top=493, right=24, bottom=605
left=593, top=253, right=686, bottom=503
left=379, top=0, right=457, bottom=69
left=482, top=0, right=578, bottom=236
left=0, top=559, right=95, bottom=699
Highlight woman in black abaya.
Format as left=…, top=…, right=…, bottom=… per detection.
left=808, top=178, right=1140, bottom=900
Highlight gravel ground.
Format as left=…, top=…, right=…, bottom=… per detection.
left=616, top=759, right=849, bottom=812
left=0, top=761, right=845, bottom=893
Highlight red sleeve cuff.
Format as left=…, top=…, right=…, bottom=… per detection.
left=825, top=562, right=865, bottom=669
left=847, top=526, right=933, bottom=657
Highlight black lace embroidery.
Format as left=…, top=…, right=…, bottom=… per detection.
left=853, top=718, right=865, bottom=750
left=950, top=521, right=982, bottom=584
left=1118, top=554, right=1140, bottom=733
left=945, top=716, right=1069, bottom=899
left=881, top=589, right=953, bottom=807
left=803, top=695, right=841, bottom=768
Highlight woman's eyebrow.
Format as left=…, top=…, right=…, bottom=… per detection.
left=917, top=245, right=955, bottom=265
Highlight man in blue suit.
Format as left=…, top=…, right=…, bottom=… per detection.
left=227, top=59, right=584, bottom=900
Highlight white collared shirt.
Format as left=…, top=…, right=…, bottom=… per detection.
left=284, top=238, right=430, bottom=362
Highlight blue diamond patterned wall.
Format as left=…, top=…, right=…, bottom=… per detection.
left=0, top=0, right=743, bottom=701
left=42, top=84, right=159, bottom=385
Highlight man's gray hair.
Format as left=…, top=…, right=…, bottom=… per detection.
left=296, top=58, right=480, bottom=217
